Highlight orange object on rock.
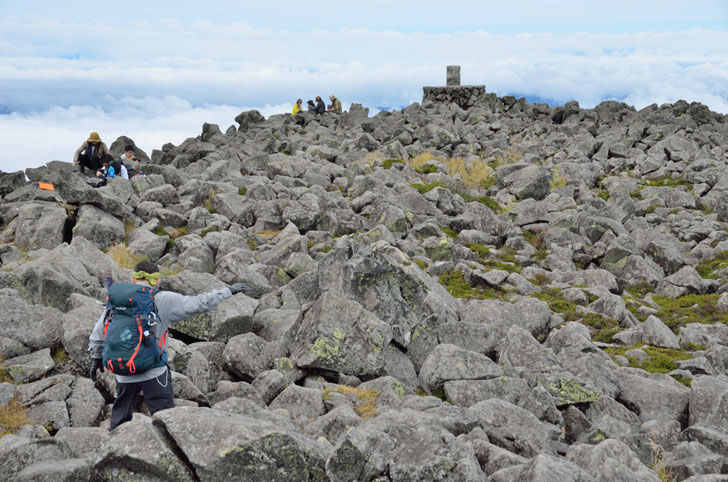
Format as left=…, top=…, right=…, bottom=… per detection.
left=38, top=182, right=55, bottom=191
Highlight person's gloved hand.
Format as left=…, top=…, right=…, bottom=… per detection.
left=229, top=282, right=252, bottom=295
left=90, top=358, right=104, bottom=381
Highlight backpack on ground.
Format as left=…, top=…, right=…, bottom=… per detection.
left=102, top=282, right=167, bottom=375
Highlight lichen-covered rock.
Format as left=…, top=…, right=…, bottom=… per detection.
left=154, top=406, right=331, bottom=482
left=3, top=348, right=55, bottom=383
left=290, top=295, right=392, bottom=377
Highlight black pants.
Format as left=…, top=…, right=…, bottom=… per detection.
left=76, top=152, right=102, bottom=174
left=109, top=369, right=174, bottom=430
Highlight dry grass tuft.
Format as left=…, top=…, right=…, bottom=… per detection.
left=51, top=347, right=69, bottom=365
left=254, top=229, right=281, bottom=240
left=0, top=398, right=34, bottom=437
left=649, top=431, right=676, bottom=482
left=323, top=385, right=380, bottom=419
left=106, top=242, right=147, bottom=269
left=362, top=151, right=385, bottom=167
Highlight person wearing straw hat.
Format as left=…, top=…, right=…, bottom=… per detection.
left=73, top=131, right=109, bottom=174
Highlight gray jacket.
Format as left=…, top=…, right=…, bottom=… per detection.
left=88, top=286, right=232, bottom=382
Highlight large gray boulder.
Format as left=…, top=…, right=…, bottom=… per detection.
left=614, top=369, right=690, bottom=424
left=290, top=295, right=392, bottom=377
left=0, top=435, right=73, bottom=482
left=503, top=165, right=551, bottom=201
left=325, top=408, right=484, bottom=482
left=91, top=418, right=196, bottom=481
left=160, top=272, right=258, bottom=342
left=466, top=398, right=559, bottom=458
left=418, top=343, right=503, bottom=394
left=71, top=204, right=125, bottom=249
left=0, top=290, right=63, bottom=351
left=154, top=406, right=331, bottom=482
left=2, top=243, right=100, bottom=311
left=315, top=240, right=458, bottom=354
left=13, top=201, right=68, bottom=250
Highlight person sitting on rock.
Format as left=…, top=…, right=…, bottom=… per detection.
left=88, top=260, right=251, bottom=430
left=73, top=131, right=109, bottom=174
left=119, top=145, right=143, bottom=178
left=292, top=99, right=306, bottom=126
left=292, top=99, right=304, bottom=116
left=94, top=154, right=117, bottom=187
left=314, top=96, right=326, bottom=115
left=306, top=99, right=316, bottom=112
left=328, top=95, right=342, bottom=113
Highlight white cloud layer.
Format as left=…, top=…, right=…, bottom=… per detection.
left=0, top=15, right=726, bottom=173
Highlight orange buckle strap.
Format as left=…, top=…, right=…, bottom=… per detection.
left=107, top=360, right=114, bottom=372
left=125, top=324, right=143, bottom=374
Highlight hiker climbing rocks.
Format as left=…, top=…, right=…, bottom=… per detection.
left=328, top=95, right=342, bottom=113
left=88, top=260, right=251, bottom=430
left=73, top=131, right=109, bottom=174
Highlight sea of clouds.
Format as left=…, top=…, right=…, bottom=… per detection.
left=1, top=17, right=727, bottom=173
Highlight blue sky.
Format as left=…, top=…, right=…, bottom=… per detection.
left=1, top=1, right=727, bottom=173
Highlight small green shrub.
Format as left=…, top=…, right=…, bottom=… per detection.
left=238, top=187, right=247, bottom=196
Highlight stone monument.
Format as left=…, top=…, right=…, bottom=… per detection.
left=423, top=66, right=486, bottom=109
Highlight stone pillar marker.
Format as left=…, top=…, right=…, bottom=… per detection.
left=423, top=66, right=486, bottom=110
left=447, top=65, right=461, bottom=86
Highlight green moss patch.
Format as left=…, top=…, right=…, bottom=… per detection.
left=534, top=289, right=577, bottom=314
left=696, top=251, right=728, bottom=279
left=461, top=193, right=500, bottom=213
left=415, top=164, right=438, bottom=174
left=438, top=269, right=498, bottom=300
left=561, top=310, right=621, bottom=343
left=604, top=345, right=693, bottom=385
left=648, top=294, right=728, bottom=333
left=411, top=182, right=447, bottom=194
left=381, top=159, right=403, bottom=169
left=440, top=226, right=459, bottom=240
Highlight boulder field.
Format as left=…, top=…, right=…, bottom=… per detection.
left=1, top=96, right=728, bottom=481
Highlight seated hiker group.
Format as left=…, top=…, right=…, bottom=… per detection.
left=72, top=131, right=144, bottom=187
left=291, top=94, right=342, bottom=124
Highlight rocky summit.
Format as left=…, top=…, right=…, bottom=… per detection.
left=1, top=92, right=728, bottom=482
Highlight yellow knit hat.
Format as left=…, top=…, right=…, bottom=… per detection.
left=88, top=132, right=101, bottom=143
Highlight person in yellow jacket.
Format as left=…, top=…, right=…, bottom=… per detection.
left=292, top=99, right=303, bottom=116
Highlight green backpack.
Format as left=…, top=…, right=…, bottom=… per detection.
left=102, top=282, right=167, bottom=375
